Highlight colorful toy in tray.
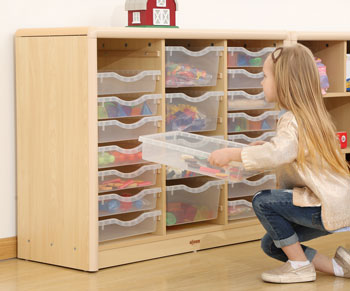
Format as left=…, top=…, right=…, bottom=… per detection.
left=166, top=62, right=212, bottom=87
left=99, top=178, right=152, bottom=192
left=166, top=166, right=201, bottom=180
left=98, top=151, right=143, bottom=167
left=233, top=54, right=263, bottom=67
left=166, top=104, right=206, bottom=132
left=232, top=118, right=271, bottom=132
left=228, top=202, right=254, bottom=218
left=181, top=154, right=242, bottom=181
left=99, top=193, right=146, bottom=213
left=166, top=202, right=215, bottom=226
left=98, top=102, right=153, bottom=119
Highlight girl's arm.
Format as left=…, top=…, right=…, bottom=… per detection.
left=209, top=113, right=299, bottom=171
left=208, top=148, right=242, bottom=167
left=208, top=141, right=267, bottom=167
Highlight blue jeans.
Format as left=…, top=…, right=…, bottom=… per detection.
left=252, top=189, right=330, bottom=262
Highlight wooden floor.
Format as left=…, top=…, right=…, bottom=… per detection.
left=0, top=233, right=349, bottom=291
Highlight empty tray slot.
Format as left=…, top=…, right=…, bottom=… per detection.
left=98, top=116, right=162, bottom=143
left=99, top=210, right=161, bottom=242
left=98, top=70, right=161, bottom=95
left=228, top=174, right=276, bottom=198
left=228, top=69, right=264, bottom=89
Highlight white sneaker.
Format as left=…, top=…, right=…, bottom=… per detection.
left=261, top=261, right=316, bottom=283
left=334, top=246, right=350, bottom=278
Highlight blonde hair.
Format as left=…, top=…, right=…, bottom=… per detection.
left=272, top=43, right=349, bottom=176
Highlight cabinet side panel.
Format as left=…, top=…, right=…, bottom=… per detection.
left=16, top=36, right=98, bottom=271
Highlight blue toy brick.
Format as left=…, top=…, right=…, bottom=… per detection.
left=141, top=103, right=153, bottom=115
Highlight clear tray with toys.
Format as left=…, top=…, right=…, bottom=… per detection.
left=228, top=69, right=264, bottom=89
left=227, top=91, right=275, bottom=111
left=227, top=47, right=275, bottom=68
left=98, top=94, right=161, bottom=119
left=98, top=210, right=161, bottom=242
left=227, top=111, right=279, bottom=133
left=97, top=70, right=161, bottom=95
left=98, top=188, right=161, bottom=217
left=139, top=131, right=260, bottom=182
left=166, top=166, right=203, bottom=180
left=228, top=132, right=276, bottom=145
left=165, top=46, right=224, bottom=88
left=98, top=144, right=145, bottom=169
left=228, top=200, right=256, bottom=220
left=98, top=164, right=161, bottom=193
left=166, top=180, right=224, bottom=226
left=166, top=91, right=223, bottom=132
left=228, top=174, right=276, bottom=198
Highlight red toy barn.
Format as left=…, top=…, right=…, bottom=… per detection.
left=125, top=0, right=178, bottom=27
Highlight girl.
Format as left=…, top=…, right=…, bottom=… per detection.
left=208, top=44, right=350, bottom=283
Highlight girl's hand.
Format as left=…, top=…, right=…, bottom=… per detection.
left=208, top=148, right=242, bottom=168
left=248, top=141, right=266, bottom=146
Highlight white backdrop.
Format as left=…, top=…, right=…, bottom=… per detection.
left=1, top=0, right=350, bottom=238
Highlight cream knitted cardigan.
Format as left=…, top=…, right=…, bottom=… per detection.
left=241, top=111, right=350, bottom=231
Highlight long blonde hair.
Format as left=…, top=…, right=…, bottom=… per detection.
left=272, top=43, right=349, bottom=176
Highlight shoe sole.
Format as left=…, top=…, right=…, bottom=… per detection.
left=261, top=273, right=316, bottom=284
left=337, top=247, right=350, bottom=266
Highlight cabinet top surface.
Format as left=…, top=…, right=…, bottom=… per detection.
left=15, top=26, right=292, bottom=40
left=15, top=27, right=350, bottom=40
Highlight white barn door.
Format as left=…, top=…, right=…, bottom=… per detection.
left=153, top=9, right=170, bottom=25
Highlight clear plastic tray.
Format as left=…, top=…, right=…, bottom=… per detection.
left=97, top=70, right=161, bottom=95
left=228, top=132, right=276, bottom=145
left=228, top=200, right=255, bottom=220
left=98, top=116, right=162, bottom=143
left=166, top=91, right=223, bottom=132
left=99, top=210, right=161, bottom=242
left=98, top=144, right=145, bottom=168
left=98, top=164, right=161, bottom=193
left=227, top=111, right=279, bottom=133
left=166, top=46, right=224, bottom=88
left=139, top=131, right=260, bottom=182
left=98, top=94, right=161, bottom=119
left=98, top=188, right=161, bottom=217
left=228, top=47, right=275, bottom=67
left=227, top=91, right=274, bottom=111
left=228, top=174, right=276, bottom=198
left=228, top=69, right=264, bottom=89
left=166, top=180, right=224, bottom=226
left=166, top=166, right=203, bottom=180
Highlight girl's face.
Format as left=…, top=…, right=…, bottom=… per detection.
left=261, top=56, right=277, bottom=103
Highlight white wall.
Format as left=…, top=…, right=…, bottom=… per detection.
left=1, top=0, right=350, bottom=239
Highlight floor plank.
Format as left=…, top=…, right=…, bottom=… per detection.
left=0, top=232, right=349, bottom=291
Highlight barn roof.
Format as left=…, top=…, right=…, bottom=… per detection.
left=125, top=0, right=178, bottom=11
